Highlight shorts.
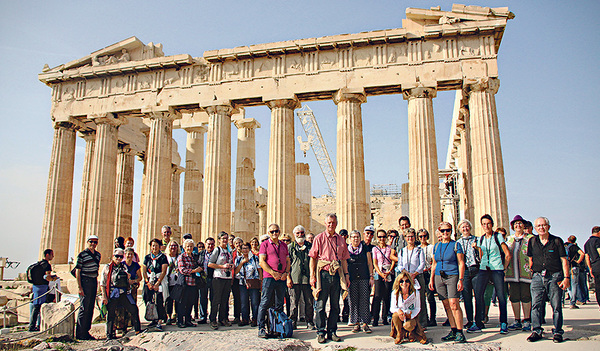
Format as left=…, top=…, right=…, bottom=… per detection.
left=508, top=282, right=531, bottom=303
left=434, top=274, right=460, bottom=301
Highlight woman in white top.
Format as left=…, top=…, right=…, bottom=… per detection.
left=418, top=229, right=436, bottom=326
left=390, top=270, right=427, bottom=344
left=397, top=228, right=427, bottom=328
left=165, top=241, right=180, bottom=325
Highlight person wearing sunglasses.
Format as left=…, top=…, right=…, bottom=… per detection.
left=456, top=219, right=479, bottom=331
left=418, top=229, right=437, bottom=327
left=347, top=230, right=374, bottom=334
left=75, top=235, right=101, bottom=340
left=372, top=229, right=396, bottom=327
left=287, top=225, right=315, bottom=330
left=429, top=222, right=466, bottom=343
left=100, top=248, right=141, bottom=340
left=397, top=228, right=427, bottom=329
left=208, top=231, right=234, bottom=330
left=390, top=271, right=427, bottom=344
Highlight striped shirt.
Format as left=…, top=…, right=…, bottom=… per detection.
left=75, top=249, right=101, bottom=278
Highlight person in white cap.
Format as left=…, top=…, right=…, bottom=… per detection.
left=75, top=235, right=101, bottom=340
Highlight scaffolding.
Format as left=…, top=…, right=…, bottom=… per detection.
left=296, top=105, right=337, bottom=196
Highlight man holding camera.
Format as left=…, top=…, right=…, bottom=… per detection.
left=257, top=223, right=290, bottom=338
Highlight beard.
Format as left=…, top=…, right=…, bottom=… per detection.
left=296, top=237, right=306, bottom=245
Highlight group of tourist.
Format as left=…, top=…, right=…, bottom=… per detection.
left=31, top=215, right=600, bottom=345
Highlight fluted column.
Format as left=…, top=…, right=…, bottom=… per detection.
left=86, top=114, right=124, bottom=262
left=170, top=165, right=184, bottom=242
left=457, top=106, right=475, bottom=223
left=201, top=105, right=235, bottom=241
left=182, top=125, right=207, bottom=242
left=465, top=77, right=509, bottom=234
left=40, top=122, right=76, bottom=263
left=75, top=131, right=95, bottom=255
left=256, top=187, right=268, bottom=237
left=333, top=90, right=368, bottom=232
left=403, top=87, right=441, bottom=237
left=136, top=154, right=147, bottom=252
left=266, top=99, right=299, bottom=235
left=139, top=112, right=176, bottom=258
left=233, top=118, right=260, bottom=242
left=114, top=146, right=135, bottom=239
left=295, top=163, right=311, bottom=232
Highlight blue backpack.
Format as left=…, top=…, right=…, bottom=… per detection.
left=267, top=308, right=293, bottom=339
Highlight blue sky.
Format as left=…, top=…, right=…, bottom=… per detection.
left=0, top=1, right=598, bottom=278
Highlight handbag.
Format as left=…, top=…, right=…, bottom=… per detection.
left=243, top=258, right=262, bottom=290
left=144, top=294, right=158, bottom=321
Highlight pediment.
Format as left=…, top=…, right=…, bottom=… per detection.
left=43, top=36, right=165, bottom=73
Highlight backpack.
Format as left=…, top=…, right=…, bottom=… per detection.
left=479, top=232, right=505, bottom=265
left=27, top=261, right=46, bottom=285
left=111, top=264, right=130, bottom=289
left=267, top=308, right=293, bottom=339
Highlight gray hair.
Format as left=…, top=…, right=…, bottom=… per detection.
left=536, top=217, right=551, bottom=227
left=183, top=238, right=195, bottom=247
left=350, top=230, right=361, bottom=238
left=293, top=225, right=305, bottom=234
left=162, top=225, right=172, bottom=232
left=233, top=237, right=243, bottom=244
left=458, top=219, right=472, bottom=230
left=326, top=213, right=337, bottom=221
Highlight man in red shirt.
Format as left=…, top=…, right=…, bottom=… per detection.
left=309, top=213, right=350, bottom=343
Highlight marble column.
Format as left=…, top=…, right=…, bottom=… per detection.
left=40, top=122, right=76, bottom=263
left=171, top=165, right=183, bottom=242
left=182, top=125, right=207, bottom=242
left=465, top=77, right=509, bottom=234
left=403, top=87, right=441, bottom=237
left=266, top=99, right=299, bottom=235
left=233, top=118, right=260, bottom=242
left=333, top=90, right=368, bottom=233
left=295, top=163, right=311, bottom=232
left=457, top=106, right=475, bottom=224
left=136, top=154, right=147, bottom=253
left=201, top=105, right=235, bottom=241
left=139, top=112, right=176, bottom=258
left=75, top=131, right=95, bottom=255
left=86, top=114, right=124, bottom=262
left=114, top=146, right=135, bottom=240
left=256, top=187, right=268, bottom=237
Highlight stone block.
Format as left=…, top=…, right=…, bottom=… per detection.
left=40, top=300, right=75, bottom=338
left=0, top=312, right=18, bottom=327
left=0, top=295, right=7, bottom=306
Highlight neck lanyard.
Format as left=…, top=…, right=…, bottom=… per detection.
left=440, top=242, right=450, bottom=270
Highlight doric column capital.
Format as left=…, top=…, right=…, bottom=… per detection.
left=172, top=164, right=185, bottom=175
left=333, top=90, right=366, bottom=105
left=464, top=77, right=500, bottom=95
left=183, top=125, right=208, bottom=135
left=53, top=121, right=76, bottom=130
left=204, top=104, right=237, bottom=116
left=234, top=118, right=261, bottom=130
left=265, top=98, right=300, bottom=110
left=402, top=86, right=437, bottom=100
left=77, top=130, right=96, bottom=141
left=89, top=113, right=126, bottom=127
left=117, top=145, right=136, bottom=155
left=145, top=111, right=180, bottom=122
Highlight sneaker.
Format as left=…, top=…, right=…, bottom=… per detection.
left=466, top=325, right=482, bottom=333
left=233, top=318, right=240, bottom=324
left=185, top=322, right=197, bottom=327
left=522, top=321, right=531, bottom=331
left=307, top=322, right=315, bottom=330
left=363, top=324, right=372, bottom=334
left=454, top=332, right=467, bottom=343
left=570, top=305, right=579, bottom=309
left=177, top=323, right=186, bottom=328
left=442, top=319, right=450, bottom=327
left=500, top=322, right=509, bottom=334
left=527, top=332, right=543, bottom=342
left=352, top=324, right=361, bottom=333
left=372, top=321, right=379, bottom=327
left=328, top=333, right=342, bottom=342
left=258, top=328, right=267, bottom=338
left=347, top=321, right=356, bottom=326
left=507, top=321, right=522, bottom=330
left=464, top=321, right=474, bottom=329
left=155, top=323, right=163, bottom=331
left=210, top=321, right=219, bottom=330
left=317, top=334, right=326, bottom=344
left=441, top=330, right=456, bottom=341
left=427, top=320, right=437, bottom=327
left=553, top=334, right=563, bottom=343
left=221, top=320, right=232, bottom=327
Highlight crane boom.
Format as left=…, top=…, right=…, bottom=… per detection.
left=296, top=105, right=337, bottom=196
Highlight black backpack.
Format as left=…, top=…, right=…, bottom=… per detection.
left=27, top=261, right=46, bottom=285
left=111, top=264, right=130, bottom=289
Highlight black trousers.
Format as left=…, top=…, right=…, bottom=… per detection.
left=76, top=276, right=97, bottom=339
left=209, top=278, right=231, bottom=323
left=176, top=285, right=197, bottom=324
left=106, top=293, right=141, bottom=336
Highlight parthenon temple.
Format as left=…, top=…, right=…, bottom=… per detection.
left=38, top=4, right=513, bottom=262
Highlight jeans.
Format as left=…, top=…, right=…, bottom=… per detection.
left=198, top=277, right=212, bottom=321
left=76, top=276, right=97, bottom=338
left=209, top=278, right=231, bottom=323
left=569, top=267, right=580, bottom=306
left=475, top=269, right=507, bottom=326
left=239, top=284, right=260, bottom=322
left=289, top=284, right=314, bottom=324
left=531, top=271, right=564, bottom=335
left=462, top=266, right=479, bottom=323
left=257, top=277, right=286, bottom=329
left=314, top=270, right=341, bottom=335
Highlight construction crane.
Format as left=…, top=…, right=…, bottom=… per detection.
left=296, top=105, right=337, bottom=196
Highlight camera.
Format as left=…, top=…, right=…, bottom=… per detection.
left=224, top=269, right=231, bottom=277
left=277, top=262, right=283, bottom=271
left=440, top=270, right=449, bottom=279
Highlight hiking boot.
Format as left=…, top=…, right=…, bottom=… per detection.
left=441, top=330, right=456, bottom=342
left=210, top=321, right=219, bottom=330
left=454, top=331, right=466, bottom=343
left=328, top=333, right=342, bottom=342
left=553, top=334, right=563, bottom=343
left=317, top=334, right=326, bottom=343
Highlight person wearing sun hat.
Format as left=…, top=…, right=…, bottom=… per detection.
left=75, top=235, right=101, bottom=340
left=505, top=215, right=534, bottom=332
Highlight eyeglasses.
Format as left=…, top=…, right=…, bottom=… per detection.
left=270, top=230, right=280, bottom=234
left=377, top=236, right=386, bottom=239
left=440, top=229, right=452, bottom=233
left=406, top=236, right=415, bottom=239
left=399, top=279, right=410, bottom=284
left=89, top=240, right=98, bottom=244
left=418, top=235, right=427, bottom=238
left=296, top=231, right=305, bottom=234
left=114, top=255, right=123, bottom=259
